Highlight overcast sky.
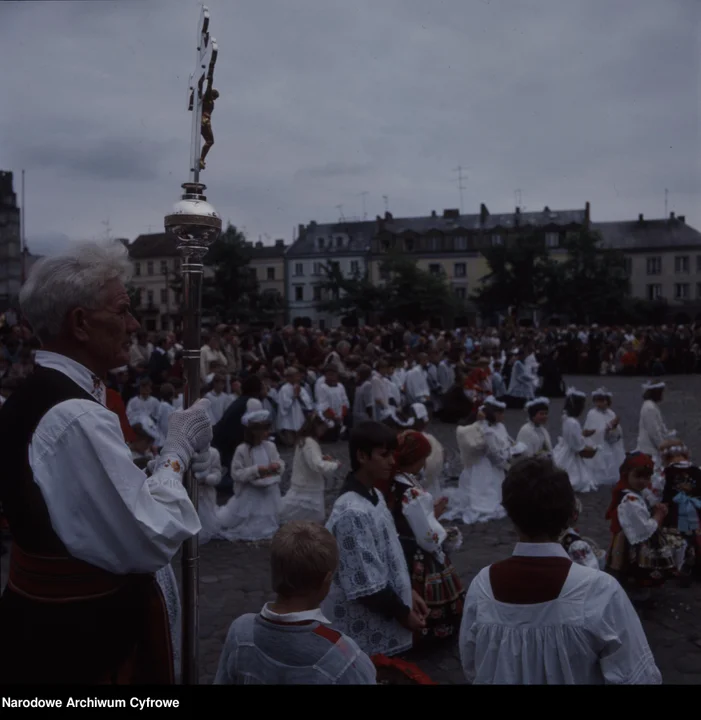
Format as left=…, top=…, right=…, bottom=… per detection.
left=1, top=0, right=699, bottom=256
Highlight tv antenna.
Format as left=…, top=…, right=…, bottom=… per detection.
left=453, top=166, right=467, bottom=214
left=515, top=189, right=522, bottom=208
left=357, top=191, right=369, bottom=220
left=665, top=188, right=669, bottom=217
left=335, top=204, right=345, bottom=221
left=382, top=195, right=389, bottom=213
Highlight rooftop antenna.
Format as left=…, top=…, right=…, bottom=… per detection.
left=453, top=165, right=467, bottom=214
left=335, top=204, right=345, bottom=221
left=20, top=169, right=26, bottom=283
left=382, top=195, right=389, bottom=213
left=665, top=188, right=669, bottom=218
left=358, top=191, right=369, bottom=220
left=515, top=189, right=522, bottom=208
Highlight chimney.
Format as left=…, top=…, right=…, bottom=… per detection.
left=678, top=215, right=686, bottom=223
left=275, top=239, right=285, bottom=248
left=670, top=211, right=675, bottom=220
left=431, top=210, right=437, bottom=218
left=585, top=201, right=590, bottom=225
left=443, top=209, right=459, bottom=219
left=255, top=241, right=263, bottom=248
left=480, top=203, right=489, bottom=225
left=544, top=205, right=550, bottom=213
left=384, top=211, right=393, bottom=221
left=515, top=207, right=520, bottom=214
left=309, top=220, right=317, bottom=228
left=298, top=224, right=305, bottom=238
left=638, top=213, right=644, bottom=222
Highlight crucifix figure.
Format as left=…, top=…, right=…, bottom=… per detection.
left=187, top=7, right=218, bottom=180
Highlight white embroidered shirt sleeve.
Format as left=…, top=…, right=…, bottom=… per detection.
left=617, top=493, right=659, bottom=545
left=30, top=399, right=201, bottom=574
left=400, top=482, right=447, bottom=562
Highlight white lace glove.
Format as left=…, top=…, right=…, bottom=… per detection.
left=160, top=399, right=213, bottom=468
left=194, top=447, right=222, bottom=486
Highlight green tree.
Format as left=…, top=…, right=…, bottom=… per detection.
left=544, top=228, right=631, bottom=323
left=317, top=254, right=458, bottom=326
left=471, top=230, right=554, bottom=317
left=316, top=263, right=386, bottom=323
left=202, top=224, right=258, bottom=321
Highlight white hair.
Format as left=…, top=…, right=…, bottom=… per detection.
left=19, top=240, right=132, bottom=342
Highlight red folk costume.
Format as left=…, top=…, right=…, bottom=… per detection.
left=605, top=452, right=680, bottom=588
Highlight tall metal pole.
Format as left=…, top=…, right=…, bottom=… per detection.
left=20, top=169, right=25, bottom=285
left=164, top=6, right=221, bottom=685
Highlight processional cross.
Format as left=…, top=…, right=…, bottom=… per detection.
left=188, top=8, right=219, bottom=179
left=164, top=5, right=222, bottom=686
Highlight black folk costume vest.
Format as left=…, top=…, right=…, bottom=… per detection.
left=0, top=366, right=174, bottom=684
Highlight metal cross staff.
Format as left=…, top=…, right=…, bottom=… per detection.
left=164, top=5, right=222, bottom=685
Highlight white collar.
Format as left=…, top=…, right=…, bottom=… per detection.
left=260, top=603, right=330, bottom=625
left=512, top=542, right=570, bottom=559
left=35, top=350, right=107, bottom=406
left=394, top=471, right=418, bottom=487
left=155, top=346, right=166, bottom=355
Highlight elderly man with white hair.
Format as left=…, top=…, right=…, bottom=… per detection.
left=0, top=240, right=215, bottom=685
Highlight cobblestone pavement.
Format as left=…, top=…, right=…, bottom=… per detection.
left=3, top=374, right=701, bottom=683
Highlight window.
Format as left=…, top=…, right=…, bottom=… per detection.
left=160, top=260, right=167, bottom=274
left=317, top=238, right=324, bottom=250
left=455, top=236, right=467, bottom=251
left=336, top=236, right=343, bottom=248
left=454, top=286, right=466, bottom=300
left=350, top=260, right=360, bottom=275
left=267, top=267, right=275, bottom=280
left=646, top=284, right=662, bottom=300
left=329, top=261, right=340, bottom=273
left=675, top=283, right=689, bottom=300
left=404, top=238, right=414, bottom=252
left=454, top=262, right=466, bottom=278
left=623, top=257, right=632, bottom=275
left=675, top=255, right=690, bottom=274
left=491, top=234, right=503, bottom=246
left=646, top=256, right=662, bottom=275
left=319, top=319, right=326, bottom=331
left=429, top=264, right=441, bottom=275
left=160, top=288, right=168, bottom=304
left=134, top=262, right=141, bottom=276
left=147, top=290, right=154, bottom=305
left=545, top=232, right=559, bottom=248
left=428, top=236, right=440, bottom=251
left=313, top=286, right=322, bottom=302
left=313, top=262, right=323, bottom=276
left=294, top=286, right=304, bottom=302
left=146, top=319, right=156, bottom=332
left=160, top=316, right=169, bottom=331
left=147, top=261, right=154, bottom=276
left=294, top=263, right=304, bottom=276
left=380, top=265, right=390, bottom=281
left=697, top=282, right=701, bottom=299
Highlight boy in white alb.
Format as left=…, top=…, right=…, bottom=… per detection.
left=323, top=422, right=428, bottom=658
left=215, top=521, right=376, bottom=685
left=460, top=457, right=661, bottom=685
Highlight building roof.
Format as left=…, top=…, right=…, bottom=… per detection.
left=287, top=220, right=377, bottom=257
left=128, top=233, right=179, bottom=259
left=288, top=205, right=589, bottom=257
left=244, top=239, right=287, bottom=260
left=593, top=216, right=701, bottom=251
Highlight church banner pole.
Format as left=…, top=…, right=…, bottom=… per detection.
left=164, top=6, right=221, bottom=685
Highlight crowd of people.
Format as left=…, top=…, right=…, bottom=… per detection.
left=1, top=239, right=701, bottom=685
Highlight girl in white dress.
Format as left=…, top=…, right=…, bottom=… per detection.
left=583, top=388, right=625, bottom=486
left=409, top=402, right=445, bottom=499
left=280, top=412, right=340, bottom=525
left=552, top=388, right=598, bottom=493
left=446, top=396, right=511, bottom=525
left=635, top=381, right=676, bottom=468
left=222, top=408, right=286, bottom=542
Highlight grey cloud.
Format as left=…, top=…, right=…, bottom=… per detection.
left=0, top=0, right=698, bottom=252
